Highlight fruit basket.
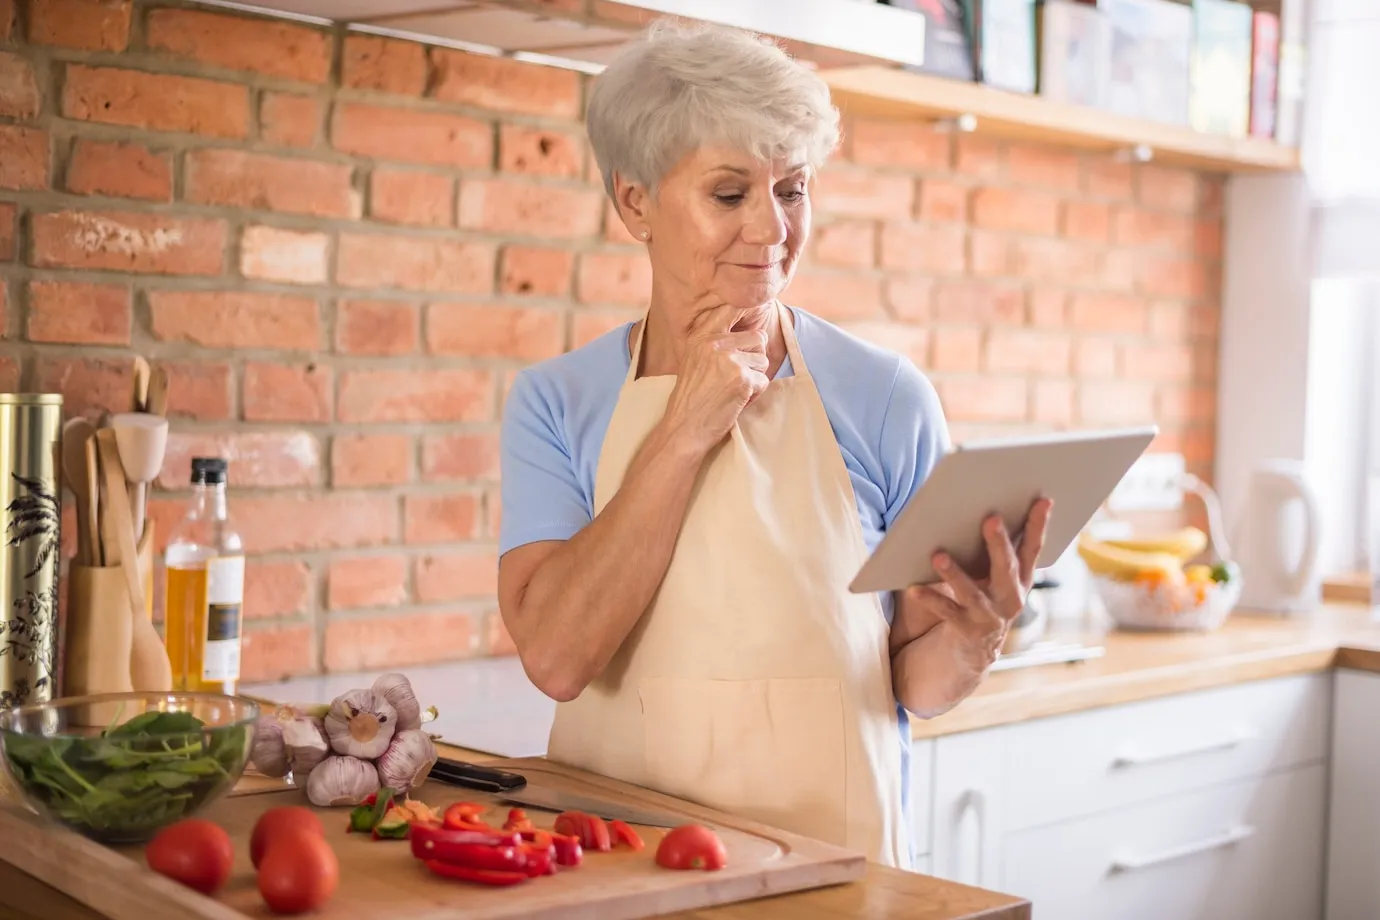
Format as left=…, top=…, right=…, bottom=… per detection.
left=1079, top=474, right=1245, bottom=632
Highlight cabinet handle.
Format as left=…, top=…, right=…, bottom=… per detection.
left=950, top=788, right=987, bottom=886
left=1109, top=824, right=1255, bottom=873
left=1111, top=729, right=1256, bottom=768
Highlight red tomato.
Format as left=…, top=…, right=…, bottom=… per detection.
left=251, top=806, right=324, bottom=869
left=146, top=819, right=234, bottom=895
left=257, top=831, right=339, bottom=915
left=655, top=824, right=728, bottom=871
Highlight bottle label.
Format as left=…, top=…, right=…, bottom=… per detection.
left=202, top=555, right=245, bottom=683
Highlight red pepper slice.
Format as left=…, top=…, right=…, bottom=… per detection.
left=443, top=802, right=502, bottom=833
left=609, top=820, right=644, bottom=851
left=518, top=842, right=554, bottom=877
left=410, top=823, right=521, bottom=863
left=553, top=811, right=610, bottom=852
left=502, top=807, right=532, bottom=831
left=423, top=860, right=529, bottom=887
left=518, top=829, right=552, bottom=850
left=550, top=832, right=583, bottom=867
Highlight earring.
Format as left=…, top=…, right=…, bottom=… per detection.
left=639, top=230, right=649, bottom=240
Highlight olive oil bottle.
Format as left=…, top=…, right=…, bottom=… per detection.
left=163, top=458, right=245, bottom=694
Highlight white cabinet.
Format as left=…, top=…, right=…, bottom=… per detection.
left=930, top=726, right=1005, bottom=889
left=1325, top=669, right=1380, bottom=920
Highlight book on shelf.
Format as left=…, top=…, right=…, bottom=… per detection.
left=880, top=0, right=978, bottom=81
left=977, top=0, right=1040, bottom=93
left=1037, top=0, right=1112, bottom=108
left=1100, top=0, right=1194, bottom=127
left=1189, top=0, right=1254, bottom=137
left=1249, top=9, right=1280, bottom=138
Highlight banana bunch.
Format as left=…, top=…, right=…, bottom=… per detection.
left=1076, top=526, right=1209, bottom=583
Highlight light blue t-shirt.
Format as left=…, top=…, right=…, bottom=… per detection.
left=498, top=305, right=951, bottom=861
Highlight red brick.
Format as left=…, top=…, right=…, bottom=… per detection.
left=499, top=124, right=582, bottom=179
left=332, top=434, right=413, bottom=487
left=954, top=136, right=1002, bottom=177
left=1100, top=248, right=1142, bottom=293
left=815, top=168, right=913, bottom=219
left=331, top=102, right=490, bottom=169
left=1073, top=339, right=1117, bottom=376
left=0, top=203, right=15, bottom=260
left=1121, top=343, right=1195, bottom=381
left=1068, top=293, right=1146, bottom=334
left=984, top=330, right=1071, bottom=376
left=967, top=231, right=1010, bottom=277
left=780, top=271, right=883, bottom=321
left=1006, top=145, right=1081, bottom=191
left=161, top=361, right=232, bottom=421
left=0, top=282, right=7, bottom=336
left=1148, top=301, right=1191, bottom=339
left=405, top=492, right=481, bottom=544
left=429, top=48, right=581, bottom=119
left=428, top=303, right=563, bottom=361
left=149, top=291, right=319, bottom=350
left=1139, top=254, right=1206, bottom=300
left=338, top=369, right=493, bottom=423
left=929, top=327, right=982, bottom=372
left=1112, top=207, right=1195, bottom=251
left=458, top=178, right=601, bottom=239
left=186, top=148, right=355, bottom=218
left=336, top=232, right=493, bottom=294
left=1136, top=166, right=1199, bottom=212
left=500, top=246, right=572, bottom=297
left=66, top=140, right=171, bottom=201
left=1078, top=380, right=1156, bottom=425
left=1033, top=380, right=1075, bottom=426
left=572, top=310, right=638, bottom=348
left=146, top=9, right=330, bottom=83
left=0, top=356, right=16, bottom=392
left=847, top=118, right=949, bottom=171
left=63, top=65, right=248, bottom=138
left=1192, top=304, right=1220, bottom=338
left=241, top=624, right=314, bottom=682
left=28, top=0, right=130, bottom=50
left=840, top=320, right=930, bottom=367
left=576, top=250, right=651, bottom=306
left=972, top=187, right=1060, bottom=235
left=938, top=377, right=1027, bottom=422
left=35, top=356, right=133, bottom=419
left=31, top=210, right=224, bottom=275
left=0, top=126, right=47, bottom=189
left=1011, top=237, right=1101, bottom=285
left=244, top=561, right=311, bottom=620
left=933, top=281, right=1024, bottom=325
left=27, top=281, right=130, bottom=345
left=421, top=432, right=500, bottom=482
left=325, top=611, right=478, bottom=673
left=328, top=555, right=408, bottom=610
left=158, top=430, right=319, bottom=490
left=1156, top=384, right=1216, bottom=426
left=370, top=169, right=453, bottom=227
left=239, top=226, right=328, bottom=285
left=234, top=493, right=397, bottom=553
left=1085, top=161, right=1134, bottom=200
left=880, top=222, right=966, bottom=274
left=812, top=220, right=875, bottom=268
left=260, top=93, right=319, bottom=148
left=1196, top=218, right=1223, bottom=260
left=414, top=551, right=497, bottom=603
left=342, top=35, right=425, bottom=94
left=917, top=179, right=969, bottom=223
left=243, top=363, right=332, bottom=423
left=884, top=277, right=932, bottom=322
left=337, top=300, right=418, bottom=355
left=1061, top=202, right=1111, bottom=243
left=0, top=0, right=12, bottom=41
left=1027, top=287, right=1067, bottom=327
left=0, top=52, right=39, bottom=119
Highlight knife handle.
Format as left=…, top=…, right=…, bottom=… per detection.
left=429, top=758, right=528, bottom=792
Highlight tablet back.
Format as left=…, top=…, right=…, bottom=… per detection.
left=849, top=426, right=1157, bottom=594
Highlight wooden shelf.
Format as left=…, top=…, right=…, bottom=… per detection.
left=819, top=65, right=1301, bottom=175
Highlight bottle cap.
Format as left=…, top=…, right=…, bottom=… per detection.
left=191, top=457, right=228, bottom=485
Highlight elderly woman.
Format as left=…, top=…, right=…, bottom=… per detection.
left=497, top=20, right=1053, bottom=868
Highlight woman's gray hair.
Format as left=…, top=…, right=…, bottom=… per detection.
left=586, top=19, right=841, bottom=201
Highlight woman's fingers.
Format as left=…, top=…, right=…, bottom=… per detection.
left=932, top=551, right=1003, bottom=630
left=904, top=582, right=965, bottom=622
left=980, top=514, right=1024, bottom=617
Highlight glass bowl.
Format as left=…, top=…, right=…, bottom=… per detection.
left=1094, top=562, right=1244, bottom=632
left=0, top=691, right=259, bottom=843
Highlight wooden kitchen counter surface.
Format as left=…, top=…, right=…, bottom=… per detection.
left=913, top=601, right=1380, bottom=739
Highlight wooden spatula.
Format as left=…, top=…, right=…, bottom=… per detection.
left=60, top=418, right=97, bottom=566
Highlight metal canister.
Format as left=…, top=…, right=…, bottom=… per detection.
left=0, top=394, right=63, bottom=708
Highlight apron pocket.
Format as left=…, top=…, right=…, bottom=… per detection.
left=638, top=676, right=848, bottom=846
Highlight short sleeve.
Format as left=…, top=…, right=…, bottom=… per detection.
left=878, top=362, right=951, bottom=527
left=498, top=370, right=593, bottom=555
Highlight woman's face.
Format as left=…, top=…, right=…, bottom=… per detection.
left=619, top=145, right=812, bottom=312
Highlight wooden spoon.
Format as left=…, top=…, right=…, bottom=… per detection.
left=109, top=413, right=169, bottom=544
left=60, top=418, right=97, bottom=566
left=146, top=364, right=170, bottom=418
left=132, top=356, right=150, bottom=413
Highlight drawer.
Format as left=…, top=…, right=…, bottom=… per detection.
left=1001, top=673, right=1330, bottom=831
left=1001, top=763, right=1328, bottom=920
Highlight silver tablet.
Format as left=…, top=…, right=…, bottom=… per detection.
left=848, top=425, right=1158, bottom=594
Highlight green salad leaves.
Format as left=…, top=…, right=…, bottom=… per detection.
left=2, top=709, right=250, bottom=842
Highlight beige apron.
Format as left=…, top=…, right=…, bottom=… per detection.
left=545, top=303, right=909, bottom=868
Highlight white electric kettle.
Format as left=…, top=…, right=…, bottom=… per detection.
left=1231, top=459, right=1323, bottom=614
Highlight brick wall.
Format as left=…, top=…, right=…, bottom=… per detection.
left=0, top=0, right=1221, bottom=682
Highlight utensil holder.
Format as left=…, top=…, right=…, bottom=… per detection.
left=0, top=393, right=63, bottom=709
left=61, top=525, right=156, bottom=700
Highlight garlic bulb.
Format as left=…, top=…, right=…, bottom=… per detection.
left=323, top=689, right=397, bottom=759
left=284, top=716, right=329, bottom=779
left=375, top=729, right=438, bottom=792
left=371, top=672, right=422, bottom=732
left=306, top=755, right=380, bottom=808
left=249, top=715, right=290, bottom=778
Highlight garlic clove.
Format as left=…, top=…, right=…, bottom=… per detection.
left=372, top=672, right=423, bottom=732
left=306, top=754, right=381, bottom=808
left=248, top=715, right=290, bottom=778
left=324, top=688, right=397, bottom=760
left=376, top=729, right=439, bottom=792
left=284, top=716, right=330, bottom=781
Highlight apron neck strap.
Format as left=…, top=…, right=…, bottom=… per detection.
left=626, top=301, right=806, bottom=384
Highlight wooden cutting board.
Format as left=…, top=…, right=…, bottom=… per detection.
left=0, top=756, right=866, bottom=920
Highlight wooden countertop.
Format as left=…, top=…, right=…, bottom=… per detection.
left=912, top=601, right=1380, bottom=739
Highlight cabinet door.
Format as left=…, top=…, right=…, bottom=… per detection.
left=1326, top=669, right=1380, bottom=920
left=930, top=727, right=1005, bottom=890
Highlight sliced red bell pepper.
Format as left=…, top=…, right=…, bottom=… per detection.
left=550, top=832, right=583, bottom=867
left=410, top=823, right=521, bottom=864
left=443, top=802, right=500, bottom=833
left=423, top=860, right=529, bottom=887
left=555, top=811, right=611, bottom=852
left=502, top=807, right=533, bottom=832
left=609, top=819, right=644, bottom=851
left=519, top=841, right=554, bottom=877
